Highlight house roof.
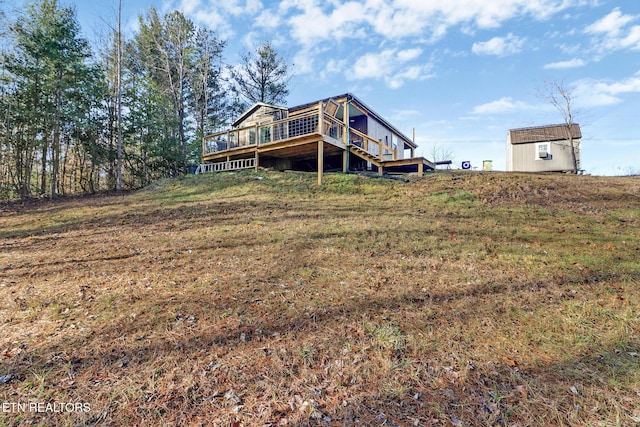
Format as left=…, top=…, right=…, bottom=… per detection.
left=232, top=102, right=287, bottom=127
left=233, top=93, right=417, bottom=149
left=291, top=93, right=417, bottom=148
left=509, top=123, right=582, bottom=145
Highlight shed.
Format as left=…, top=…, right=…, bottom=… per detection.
left=506, top=124, right=581, bottom=172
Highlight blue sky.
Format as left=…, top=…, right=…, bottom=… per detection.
left=11, top=0, right=640, bottom=175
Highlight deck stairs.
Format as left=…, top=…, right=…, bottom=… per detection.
left=348, top=144, right=382, bottom=166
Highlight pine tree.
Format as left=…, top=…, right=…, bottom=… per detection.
left=5, top=0, right=98, bottom=198
left=230, top=41, right=292, bottom=109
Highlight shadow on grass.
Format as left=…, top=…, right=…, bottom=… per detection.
left=1, top=172, right=639, bottom=425
left=2, top=266, right=639, bottom=425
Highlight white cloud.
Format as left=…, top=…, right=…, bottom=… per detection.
left=349, top=48, right=433, bottom=88
left=557, top=42, right=583, bottom=56
left=472, top=33, right=526, bottom=56
left=584, top=8, right=634, bottom=36
left=573, top=73, right=640, bottom=107
left=178, top=0, right=265, bottom=38
left=472, top=97, right=538, bottom=115
left=264, top=0, right=589, bottom=48
left=363, top=0, right=580, bottom=40
left=389, top=109, right=422, bottom=121
left=351, top=50, right=397, bottom=80
left=292, top=47, right=320, bottom=74
left=585, top=8, right=640, bottom=53
left=285, top=1, right=369, bottom=45
left=253, top=8, right=284, bottom=29
left=177, top=0, right=201, bottom=15
left=388, top=65, right=431, bottom=89
left=219, top=0, right=264, bottom=16
left=240, top=31, right=263, bottom=49
left=320, top=58, right=349, bottom=80
left=544, top=58, right=586, bottom=69
left=397, top=48, right=422, bottom=62
left=179, top=0, right=596, bottom=61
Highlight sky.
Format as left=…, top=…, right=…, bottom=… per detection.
left=9, top=0, right=640, bottom=175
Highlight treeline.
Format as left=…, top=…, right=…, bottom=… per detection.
left=0, top=0, right=290, bottom=200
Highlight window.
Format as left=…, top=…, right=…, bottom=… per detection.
left=260, top=127, right=271, bottom=144
left=536, top=142, right=550, bottom=160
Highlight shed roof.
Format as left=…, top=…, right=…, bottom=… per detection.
left=509, top=124, right=581, bottom=145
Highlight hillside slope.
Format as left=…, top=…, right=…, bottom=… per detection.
left=1, top=171, right=639, bottom=426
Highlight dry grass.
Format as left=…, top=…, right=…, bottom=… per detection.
left=1, top=170, right=639, bottom=426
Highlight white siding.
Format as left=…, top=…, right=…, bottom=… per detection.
left=509, top=139, right=579, bottom=172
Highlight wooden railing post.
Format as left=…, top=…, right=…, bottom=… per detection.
left=343, top=99, right=350, bottom=172
left=318, top=101, right=324, bottom=135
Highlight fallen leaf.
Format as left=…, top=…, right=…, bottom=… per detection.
left=514, top=385, right=528, bottom=398
left=504, top=357, right=519, bottom=367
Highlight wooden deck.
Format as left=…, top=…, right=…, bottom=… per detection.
left=201, top=100, right=435, bottom=183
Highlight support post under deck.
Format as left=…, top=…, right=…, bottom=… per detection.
left=318, top=140, right=324, bottom=185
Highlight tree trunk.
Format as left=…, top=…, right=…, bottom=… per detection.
left=179, top=107, right=187, bottom=174
left=40, top=134, right=48, bottom=195
left=569, top=135, right=578, bottom=174
left=51, top=74, right=62, bottom=199
left=116, top=0, right=123, bottom=190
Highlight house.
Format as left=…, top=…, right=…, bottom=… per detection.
left=506, top=124, right=582, bottom=173
left=198, top=93, right=434, bottom=184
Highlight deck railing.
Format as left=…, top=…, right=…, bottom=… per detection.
left=203, top=109, right=345, bottom=157
left=349, top=129, right=397, bottom=161
left=195, top=157, right=256, bottom=174
left=202, top=104, right=398, bottom=163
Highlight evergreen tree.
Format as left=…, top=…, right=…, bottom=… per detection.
left=230, top=41, right=292, bottom=109
left=4, top=0, right=100, bottom=198
left=137, top=8, right=195, bottom=175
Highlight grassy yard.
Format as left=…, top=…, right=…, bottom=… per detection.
left=1, top=170, right=639, bottom=426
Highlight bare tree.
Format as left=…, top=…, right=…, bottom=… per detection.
left=429, top=141, right=454, bottom=168
left=539, top=80, right=580, bottom=174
